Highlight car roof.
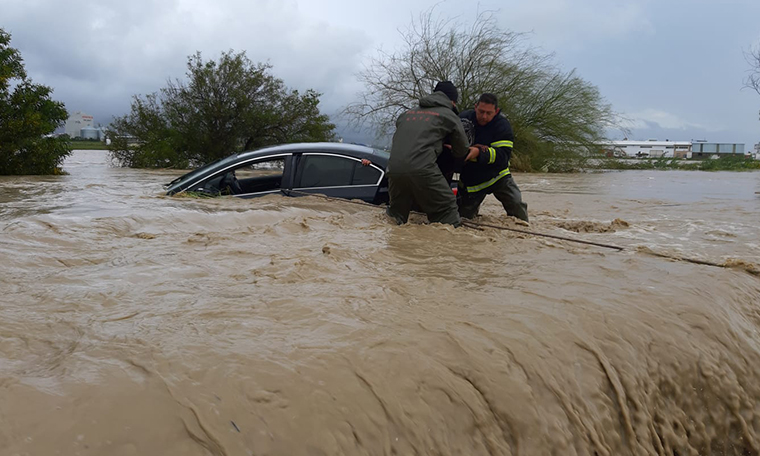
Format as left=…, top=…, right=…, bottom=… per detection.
left=237, top=142, right=388, bottom=162
left=166, top=142, right=389, bottom=194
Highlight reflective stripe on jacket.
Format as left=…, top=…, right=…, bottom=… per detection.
left=459, top=110, right=515, bottom=193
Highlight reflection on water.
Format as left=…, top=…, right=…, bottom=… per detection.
left=1, top=150, right=760, bottom=455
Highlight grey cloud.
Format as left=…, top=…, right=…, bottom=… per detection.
left=2, top=0, right=759, bottom=147
left=3, top=0, right=372, bottom=124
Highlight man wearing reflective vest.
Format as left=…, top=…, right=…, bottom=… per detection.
left=458, top=93, right=529, bottom=223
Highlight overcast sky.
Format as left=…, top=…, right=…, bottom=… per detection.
left=3, top=0, right=760, bottom=147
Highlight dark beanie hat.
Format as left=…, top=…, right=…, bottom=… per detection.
left=434, top=81, right=458, bottom=103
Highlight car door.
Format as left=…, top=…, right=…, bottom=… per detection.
left=292, top=152, right=383, bottom=203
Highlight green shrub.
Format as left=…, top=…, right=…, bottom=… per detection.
left=0, top=29, right=71, bottom=175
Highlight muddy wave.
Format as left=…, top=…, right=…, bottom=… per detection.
left=553, top=217, right=631, bottom=233
left=1, top=152, right=760, bottom=455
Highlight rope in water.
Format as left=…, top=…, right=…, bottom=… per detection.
left=283, top=189, right=625, bottom=251
left=278, top=190, right=759, bottom=275
left=459, top=220, right=625, bottom=251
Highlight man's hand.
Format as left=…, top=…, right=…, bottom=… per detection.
left=467, top=144, right=490, bottom=162
left=466, top=146, right=480, bottom=162
left=361, top=159, right=371, bottom=166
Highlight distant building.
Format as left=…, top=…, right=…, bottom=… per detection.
left=80, top=126, right=104, bottom=140
left=599, top=139, right=746, bottom=159
left=754, top=143, right=760, bottom=160
left=64, top=111, right=94, bottom=138
left=690, top=141, right=745, bottom=159
left=600, top=140, right=691, bottom=158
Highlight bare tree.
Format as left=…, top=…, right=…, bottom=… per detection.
left=745, top=44, right=760, bottom=97
left=344, top=9, right=618, bottom=170
left=345, top=10, right=534, bottom=136
left=745, top=44, right=760, bottom=128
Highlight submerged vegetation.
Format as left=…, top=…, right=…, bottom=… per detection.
left=594, top=155, right=760, bottom=172
left=69, top=139, right=108, bottom=150
left=505, top=152, right=760, bottom=173
left=694, top=155, right=760, bottom=171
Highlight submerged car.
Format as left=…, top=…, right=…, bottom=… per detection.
left=165, top=143, right=391, bottom=204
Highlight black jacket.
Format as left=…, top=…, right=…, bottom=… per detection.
left=388, top=92, right=469, bottom=175
left=459, top=109, right=514, bottom=192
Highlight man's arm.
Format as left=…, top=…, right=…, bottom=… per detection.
left=475, top=118, right=514, bottom=166
left=447, top=115, right=471, bottom=159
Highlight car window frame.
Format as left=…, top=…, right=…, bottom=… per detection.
left=294, top=152, right=384, bottom=190
left=188, top=153, right=294, bottom=197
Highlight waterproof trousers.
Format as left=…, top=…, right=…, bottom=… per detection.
left=387, top=172, right=461, bottom=226
left=457, top=175, right=529, bottom=222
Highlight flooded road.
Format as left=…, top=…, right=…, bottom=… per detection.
left=1, top=150, right=760, bottom=455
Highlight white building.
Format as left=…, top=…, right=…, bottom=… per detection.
left=600, top=139, right=747, bottom=159
left=600, top=140, right=691, bottom=158
left=64, top=111, right=94, bottom=138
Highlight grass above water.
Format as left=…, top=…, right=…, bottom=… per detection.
left=594, top=155, right=760, bottom=172
left=69, top=141, right=108, bottom=150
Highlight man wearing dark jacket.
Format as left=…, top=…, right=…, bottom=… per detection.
left=458, top=93, right=529, bottom=222
left=387, top=81, right=477, bottom=226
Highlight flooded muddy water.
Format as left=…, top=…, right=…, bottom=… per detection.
left=1, top=150, right=760, bottom=455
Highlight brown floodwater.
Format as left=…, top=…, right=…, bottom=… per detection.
left=1, top=150, right=760, bottom=455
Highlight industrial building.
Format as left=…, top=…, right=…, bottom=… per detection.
left=600, top=140, right=691, bottom=158
left=64, top=111, right=94, bottom=138
left=80, top=126, right=105, bottom=141
left=690, top=141, right=745, bottom=158
left=600, top=140, right=747, bottom=159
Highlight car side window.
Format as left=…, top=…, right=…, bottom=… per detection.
left=296, top=155, right=355, bottom=188
left=352, top=163, right=381, bottom=185
left=190, top=156, right=288, bottom=195
left=236, top=158, right=285, bottom=180
left=230, top=157, right=285, bottom=194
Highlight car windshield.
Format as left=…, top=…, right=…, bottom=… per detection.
left=165, top=154, right=240, bottom=188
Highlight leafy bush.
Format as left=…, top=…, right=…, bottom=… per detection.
left=0, top=29, right=71, bottom=175
left=108, top=51, right=335, bottom=168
